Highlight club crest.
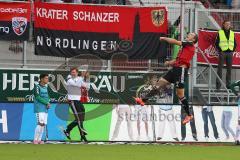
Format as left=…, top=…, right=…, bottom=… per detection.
left=151, top=9, right=165, bottom=27
left=12, top=17, right=27, bottom=36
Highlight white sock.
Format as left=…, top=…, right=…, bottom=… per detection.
left=34, top=125, right=41, bottom=141
left=37, top=126, right=45, bottom=141
left=38, top=126, right=45, bottom=141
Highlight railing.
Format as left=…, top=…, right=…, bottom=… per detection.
left=197, top=47, right=230, bottom=104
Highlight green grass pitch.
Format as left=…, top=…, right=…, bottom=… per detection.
left=0, top=144, right=239, bottom=160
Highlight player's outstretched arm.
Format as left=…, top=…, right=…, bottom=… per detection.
left=160, top=37, right=182, bottom=46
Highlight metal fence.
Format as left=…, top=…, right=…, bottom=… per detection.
left=194, top=8, right=240, bottom=104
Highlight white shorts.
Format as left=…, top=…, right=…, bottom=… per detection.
left=36, top=112, right=48, bottom=125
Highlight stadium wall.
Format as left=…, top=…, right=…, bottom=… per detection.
left=0, top=68, right=239, bottom=142
left=0, top=103, right=239, bottom=142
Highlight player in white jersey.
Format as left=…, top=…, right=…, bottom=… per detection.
left=63, top=67, right=89, bottom=142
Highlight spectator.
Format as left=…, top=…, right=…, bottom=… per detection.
left=215, top=20, right=237, bottom=89
left=202, top=106, right=219, bottom=141
left=221, top=107, right=236, bottom=141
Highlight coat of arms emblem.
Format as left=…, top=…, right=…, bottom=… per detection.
left=151, top=10, right=165, bottom=27
left=12, top=17, right=27, bottom=36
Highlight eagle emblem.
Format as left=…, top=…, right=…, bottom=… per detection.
left=151, top=9, right=165, bottom=27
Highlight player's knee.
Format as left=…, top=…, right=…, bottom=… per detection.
left=176, top=89, right=184, bottom=98
left=176, top=82, right=185, bottom=90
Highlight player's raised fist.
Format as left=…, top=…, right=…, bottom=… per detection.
left=164, top=61, right=170, bottom=66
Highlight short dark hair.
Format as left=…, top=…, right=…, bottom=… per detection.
left=222, top=20, right=231, bottom=28
left=39, top=74, right=48, bottom=80
left=70, top=67, right=78, bottom=72
left=223, top=20, right=230, bottom=25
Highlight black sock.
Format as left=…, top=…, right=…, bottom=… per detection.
left=180, top=97, right=190, bottom=116
left=81, top=135, right=87, bottom=142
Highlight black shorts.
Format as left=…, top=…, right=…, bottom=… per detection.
left=163, top=67, right=188, bottom=89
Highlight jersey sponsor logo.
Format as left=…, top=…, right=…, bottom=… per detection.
left=12, top=17, right=27, bottom=36
left=151, top=9, right=165, bottom=27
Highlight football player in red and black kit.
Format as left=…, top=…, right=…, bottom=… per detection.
left=135, top=32, right=198, bottom=125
